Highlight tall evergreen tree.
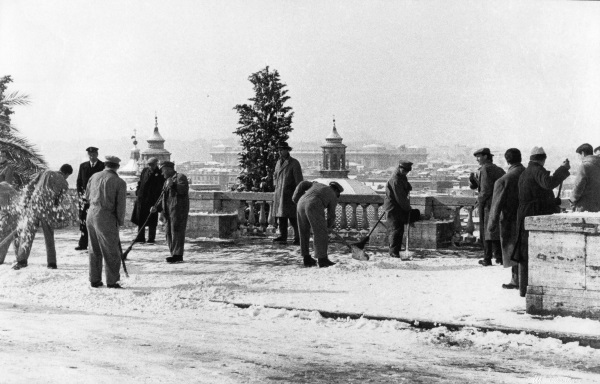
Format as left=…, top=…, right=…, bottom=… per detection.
left=0, top=75, right=46, bottom=188
left=233, top=66, right=293, bottom=192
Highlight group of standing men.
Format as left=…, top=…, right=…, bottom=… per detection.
left=471, top=143, right=600, bottom=297
left=0, top=145, right=190, bottom=289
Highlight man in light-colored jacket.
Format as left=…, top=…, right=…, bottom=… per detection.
left=86, top=156, right=127, bottom=288
left=293, top=181, right=343, bottom=268
left=571, top=143, right=600, bottom=212
left=12, top=164, right=73, bottom=270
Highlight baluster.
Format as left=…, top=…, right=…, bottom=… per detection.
left=267, top=199, right=276, bottom=234
left=339, top=202, right=348, bottom=230
left=248, top=200, right=256, bottom=232
left=465, top=206, right=475, bottom=242
left=259, top=200, right=267, bottom=232
left=238, top=200, right=247, bottom=234
left=452, top=206, right=463, bottom=246
left=349, top=203, right=358, bottom=230
left=361, top=204, right=370, bottom=230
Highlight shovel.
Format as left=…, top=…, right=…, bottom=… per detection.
left=348, top=211, right=387, bottom=261
left=122, top=188, right=166, bottom=261
left=330, top=229, right=368, bottom=261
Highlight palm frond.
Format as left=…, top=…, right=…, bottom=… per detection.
left=0, top=119, right=19, bottom=133
left=0, top=135, right=47, bottom=188
left=1, top=91, right=31, bottom=106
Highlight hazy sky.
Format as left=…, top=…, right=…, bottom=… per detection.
left=1, top=0, right=599, bottom=151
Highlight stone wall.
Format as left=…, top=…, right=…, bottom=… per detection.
left=525, top=214, right=600, bottom=319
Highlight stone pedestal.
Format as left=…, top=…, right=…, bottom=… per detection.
left=368, top=219, right=454, bottom=250
left=186, top=213, right=238, bottom=239
left=525, top=214, right=600, bottom=319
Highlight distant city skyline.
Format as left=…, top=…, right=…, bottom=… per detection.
left=2, top=0, right=599, bottom=154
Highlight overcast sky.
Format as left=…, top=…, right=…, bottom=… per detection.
left=1, top=0, right=599, bottom=151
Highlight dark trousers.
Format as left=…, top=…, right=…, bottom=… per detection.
left=484, top=240, right=502, bottom=261
left=278, top=217, right=299, bottom=241
left=78, top=207, right=89, bottom=248
left=135, top=225, right=157, bottom=242
left=16, top=220, right=56, bottom=265
left=388, top=217, right=405, bottom=256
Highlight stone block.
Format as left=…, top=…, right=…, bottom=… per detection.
left=586, top=266, right=600, bottom=291
left=587, top=236, right=600, bottom=267
left=186, top=213, right=238, bottom=239
left=528, top=231, right=586, bottom=290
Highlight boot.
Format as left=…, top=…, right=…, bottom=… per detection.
left=303, top=256, right=317, bottom=267
left=90, top=281, right=104, bottom=288
left=166, top=255, right=183, bottom=264
left=318, top=258, right=336, bottom=268
left=478, top=259, right=492, bottom=266
left=47, top=263, right=57, bottom=269
left=272, top=236, right=287, bottom=244
left=107, top=283, right=123, bottom=289
left=147, top=226, right=157, bottom=244
left=12, top=261, right=27, bottom=270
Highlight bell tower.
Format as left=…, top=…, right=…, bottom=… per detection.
left=319, top=117, right=349, bottom=178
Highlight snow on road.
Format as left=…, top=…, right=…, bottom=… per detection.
left=1, top=228, right=600, bottom=383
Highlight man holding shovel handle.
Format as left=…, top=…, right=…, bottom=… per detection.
left=383, top=161, right=413, bottom=260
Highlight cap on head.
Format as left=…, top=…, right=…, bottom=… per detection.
left=59, top=164, right=73, bottom=175
left=147, top=157, right=159, bottom=165
left=86, top=146, right=99, bottom=153
left=277, top=141, right=292, bottom=151
left=473, top=148, right=493, bottom=157
left=160, top=161, right=175, bottom=169
left=329, top=181, right=344, bottom=193
left=104, top=155, right=121, bottom=165
left=399, top=161, right=413, bottom=171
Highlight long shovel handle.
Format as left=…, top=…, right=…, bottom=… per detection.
left=404, top=210, right=411, bottom=259
left=123, top=188, right=166, bottom=260
left=365, top=211, right=387, bottom=238
left=0, top=229, right=17, bottom=249
left=330, top=230, right=353, bottom=252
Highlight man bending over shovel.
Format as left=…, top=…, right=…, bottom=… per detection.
left=383, top=161, right=413, bottom=260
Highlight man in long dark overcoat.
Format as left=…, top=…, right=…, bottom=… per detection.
left=131, top=157, right=165, bottom=243
left=487, top=149, right=525, bottom=290
left=272, top=141, right=303, bottom=245
left=152, top=161, right=189, bottom=264
left=293, top=181, right=342, bottom=268
left=513, top=146, right=570, bottom=297
left=469, top=148, right=505, bottom=266
left=571, top=143, right=600, bottom=212
left=76, top=146, right=105, bottom=251
left=383, top=161, right=413, bottom=260
left=86, top=156, right=127, bottom=289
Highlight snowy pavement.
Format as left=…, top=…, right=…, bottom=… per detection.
left=1, top=228, right=600, bottom=383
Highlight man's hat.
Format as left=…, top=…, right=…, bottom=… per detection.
left=530, top=146, right=546, bottom=156
left=399, top=161, right=413, bottom=171
left=160, top=161, right=175, bottom=169
left=277, top=141, right=292, bottom=150
left=329, top=181, right=344, bottom=193
left=473, top=148, right=493, bottom=157
left=86, top=146, right=99, bottom=153
left=104, top=155, right=121, bottom=165
left=147, top=157, right=159, bottom=164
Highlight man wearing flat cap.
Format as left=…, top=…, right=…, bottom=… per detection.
left=469, top=148, right=505, bottom=266
left=383, top=161, right=413, bottom=259
left=513, top=147, right=570, bottom=297
left=131, top=157, right=165, bottom=243
left=86, top=156, right=127, bottom=288
left=151, top=161, right=189, bottom=263
left=292, top=180, right=342, bottom=268
left=75, top=146, right=105, bottom=251
left=272, top=141, right=303, bottom=245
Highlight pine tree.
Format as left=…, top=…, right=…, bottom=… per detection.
left=233, top=66, right=293, bottom=192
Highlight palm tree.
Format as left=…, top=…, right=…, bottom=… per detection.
left=0, top=75, right=47, bottom=188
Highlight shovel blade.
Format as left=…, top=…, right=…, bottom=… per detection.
left=351, top=245, right=369, bottom=261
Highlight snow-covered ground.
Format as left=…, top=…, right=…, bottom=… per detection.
left=1, top=228, right=600, bottom=383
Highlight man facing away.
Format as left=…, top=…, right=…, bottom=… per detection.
left=131, top=157, right=165, bottom=243
left=383, top=161, right=413, bottom=260
left=272, top=141, right=303, bottom=245
left=487, top=149, right=525, bottom=290
left=571, top=143, right=600, bottom=212
left=151, top=161, right=189, bottom=264
left=293, top=181, right=343, bottom=268
left=86, top=156, right=127, bottom=289
left=76, top=146, right=105, bottom=251
left=12, top=164, right=73, bottom=270
left=469, top=148, right=505, bottom=266
left=513, top=147, right=570, bottom=297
